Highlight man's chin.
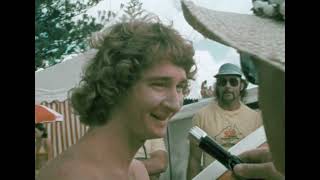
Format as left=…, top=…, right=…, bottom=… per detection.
left=220, top=99, right=236, bottom=106
left=222, top=97, right=234, bottom=102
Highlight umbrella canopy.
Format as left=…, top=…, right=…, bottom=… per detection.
left=35, top=104, right=64, bottom=123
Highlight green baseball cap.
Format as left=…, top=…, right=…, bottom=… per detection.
left=214, top=63, right=243, bottom=78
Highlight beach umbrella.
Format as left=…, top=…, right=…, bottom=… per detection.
left=35, top=104, right=63, bottom=123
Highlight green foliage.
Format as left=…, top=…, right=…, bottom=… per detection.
left=35, top=0, right=144, bottom=71
left=123, top=0, right=144, bottom=20
left=35, top=0, right=109, bottom=70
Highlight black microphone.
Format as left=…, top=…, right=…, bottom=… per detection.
left=189, top=126, right=243, bottom=170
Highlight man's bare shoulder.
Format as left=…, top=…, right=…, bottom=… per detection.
left=37, top=154, right=101, bottom=180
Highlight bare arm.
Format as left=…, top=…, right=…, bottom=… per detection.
left=187, top=140, right=202, bottom=180
left=129, top=159, right=150, bottom=180
left=45, top=138, right=53, bottom=161
left=139, top=150, right=168, bottom=176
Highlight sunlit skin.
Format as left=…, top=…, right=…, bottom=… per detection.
left=119, top=59, right=188, bottom=141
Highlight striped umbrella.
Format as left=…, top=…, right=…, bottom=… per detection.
left=35, top=104, right=63, bottom=123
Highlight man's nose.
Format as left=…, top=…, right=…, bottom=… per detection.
left=225, top=80, right=232, bottom=88
left=162, top=89, right=182, bottom=113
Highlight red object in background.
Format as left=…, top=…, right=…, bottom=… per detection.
left=35, top=105, right=63, bottom=123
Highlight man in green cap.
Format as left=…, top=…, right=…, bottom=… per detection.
left=182, top=0, right=285, bottom=178
left=187, top=63, right=263, bottom=180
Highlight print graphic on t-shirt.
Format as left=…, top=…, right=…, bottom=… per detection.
left=214, top=125, right=244, bottom=148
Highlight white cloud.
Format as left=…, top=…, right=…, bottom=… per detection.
left=223, top=48, right=241, bottom=67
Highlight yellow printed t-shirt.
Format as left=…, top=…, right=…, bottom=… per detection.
left=192, top=100, right=262, bottom=168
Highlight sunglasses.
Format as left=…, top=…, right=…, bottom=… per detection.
left=240, top=52, right=259, bottom=85
left=217, top=78, right=240, bottom=87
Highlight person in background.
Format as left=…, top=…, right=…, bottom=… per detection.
left=135, top=138, right=168, bottom=180
left=200, top=80, right=214, bottom=98
left=187, top=63, right=262, bottom=180
left=35, top=123, right=52, bottom=174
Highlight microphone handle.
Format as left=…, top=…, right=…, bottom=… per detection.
left=199, top=136, right=242, bottom=170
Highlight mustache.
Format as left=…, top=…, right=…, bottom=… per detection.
left=223, top=91, right=234, bottom=94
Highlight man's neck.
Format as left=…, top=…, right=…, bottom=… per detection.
left=79, top=120, right=144, bottom=170
left=218, top=100, right=241, bottom=111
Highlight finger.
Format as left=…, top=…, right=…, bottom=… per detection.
left=233, top=162, right=283, bottom=180
left=238, top=148, right=272, bottom=163
left=229, top=172, right=245, bottom=180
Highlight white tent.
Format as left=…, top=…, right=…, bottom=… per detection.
left=35, top=49, right=97, bottom=104
left=35, top=50, right=97, bottom=158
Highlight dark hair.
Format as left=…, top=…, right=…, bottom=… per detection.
left=35, top=123, right=48, bottom=138
left=70, top=17, right=197, bottom=126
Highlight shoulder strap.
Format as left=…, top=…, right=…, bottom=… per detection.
left=142, top=144, right=148, bottom=159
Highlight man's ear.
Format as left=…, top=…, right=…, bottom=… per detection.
left=240, top=83, right=244, bottom=90
left=240, top=80, right=247, bottom=90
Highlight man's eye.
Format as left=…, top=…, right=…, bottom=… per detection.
left=151, top=82, right=168, bottom=90
left=176, top=84, right=185, bottom=93
left=152, top=82, right=166, bottom=87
